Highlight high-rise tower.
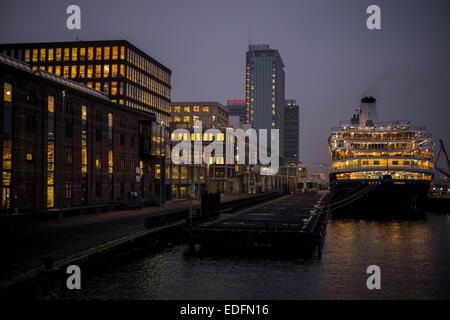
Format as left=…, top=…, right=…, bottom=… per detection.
left=245, top=44, right=285, bottom=159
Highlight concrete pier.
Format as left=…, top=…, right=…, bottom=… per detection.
left=185, top=192, right=329, bottom=256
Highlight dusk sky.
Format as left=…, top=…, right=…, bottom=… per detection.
left=1, top=0, right=449, bottom=166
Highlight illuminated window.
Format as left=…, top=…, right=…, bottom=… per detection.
left=65, top=181, right=72, bottom=199
left=173, top=106, right=181, bottom=112
left=120, top=64, right=125, bottom=76
left=81, top=105, right=88, bottom=173
left=103, top=82, right=109, bottom=94
left=104, top=47, right=110, bottom=60
left=112, top=64, right=117, bottom=77
left=48, top=48, right=54, bottom=61
left=80, top=48, right=86, bottom=61
left=70, top=65, right=77, bottom=78
left=63, top=66, right=69, bottom=78
left=4, top=82, right=12, bottom=103
left=184, top=106, right=190, bottom=112
left=108, top=150, right=113, bottom=173
left=120, top=46, right=125, bottom=59
left=193, top=106, right=200, bottom=112
left=55, top=66, right=61, bottom=76
left=202, top=106, right=209, bottom=112
left=79, top=65, right=85, bottom=78
left=95, top=65, right=101, bottom=78
left=111, top=82, right=117, bottom=95
left=183, top=116, right=190, bottom=122
left=95, top=82, right=101, bottom=91
left=88, top=47, right=94, bottom=60
left=32, top=49, right=38, bottom=62
left=112, top=46, right=118, bottom=59
left=55, top=48, right=61, bottom=61
left=48, top=66, right=53, bottom=73
left=87, top=65, right=93, bottom=78
left=212, top=115, right=216, bottom=122
left=96, top=47, right=102, bottom=60
left=174, top=116, right=180, bottom=122
left=193, top=115, right=199, bottom=121
left=47, top=94, right=55, bottom=208
left=72, top=47, right=77, bottom=61
left=96, top=156, right=102, bottom=169
left=102, top=64, right=109, bottom=77
left=63, top=48, right=70, bottom=61
left=40, top=48, right=46, bottom=61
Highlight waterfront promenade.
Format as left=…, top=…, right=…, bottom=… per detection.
left=0, top=194, right=250, bottom=288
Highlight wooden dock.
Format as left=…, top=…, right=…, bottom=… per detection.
left=184, top=192, right=329, bottom=256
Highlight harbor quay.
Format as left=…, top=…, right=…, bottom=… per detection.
left=0, top=193, right=252, bottom=292
left=0, top=190, right=331, bottom=299
left=185, top=192, right=329, bottom=256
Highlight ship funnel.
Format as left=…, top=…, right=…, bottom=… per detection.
left=359, top=96, right=377, bottom=126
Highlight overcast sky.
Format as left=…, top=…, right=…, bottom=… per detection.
left=1, top=0, right=449, bottom=166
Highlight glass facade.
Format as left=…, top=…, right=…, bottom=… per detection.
left=0, top=41, right=172, bottom=126
left=246, top=44, right=285, bottom=157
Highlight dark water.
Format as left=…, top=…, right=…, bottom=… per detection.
left=67, top=211, right=450, bottom=300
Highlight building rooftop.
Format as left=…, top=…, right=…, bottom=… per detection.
left=0, top=53, right=109, bottom=101
left=0, top=39, right=171, bottom=73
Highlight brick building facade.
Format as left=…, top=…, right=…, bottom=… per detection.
left=0, top=54, right=159, bottom=214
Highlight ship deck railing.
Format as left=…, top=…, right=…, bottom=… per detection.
left=329, top=167, right=434, bottom=174
left=331, top=121, right=427, bottom=132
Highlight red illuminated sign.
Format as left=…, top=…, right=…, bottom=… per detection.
left=228, top=100, right=246, bottom=105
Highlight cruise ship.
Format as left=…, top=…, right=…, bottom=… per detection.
left=328, top=97, right=434, bottom=213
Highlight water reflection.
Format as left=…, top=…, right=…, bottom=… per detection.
left=66, top=212, right=450, bottom=300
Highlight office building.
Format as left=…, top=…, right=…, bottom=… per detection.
left=245, top=44, right=285, bottom=159
left=0, top=54, right=162, bottom=214
left=226, top=99, right=246, bottom=123
left=0, top=40, right=171, bottom=125
left=170, top=101, right=228, bottom=129
left=284, top=99, right=300, bottom=165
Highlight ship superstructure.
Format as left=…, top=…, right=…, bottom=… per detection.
left=328, top=97, right=434, bottom=212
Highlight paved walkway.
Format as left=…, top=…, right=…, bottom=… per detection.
left=0, top=193, right=251, bottom=285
